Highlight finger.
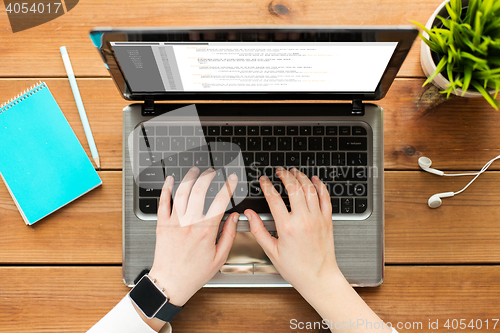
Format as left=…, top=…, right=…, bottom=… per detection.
left=311, top=176, right=332, bottom=217
left=172, top=167, right=200, bottom=216
left=215, top=212, right=239, bottom=264
left=289, top=168, right=320, bottom=213
left=245, top=209, right=277, bottom=257
left=259, top=175, right=289, bottom=224
left=184, top=168, right=217, bottom=216
left=205, top=173, right=238, bottom=222
left=158, top=176, right=174, bottom=220
left=275, top=167, right=308, bottom=213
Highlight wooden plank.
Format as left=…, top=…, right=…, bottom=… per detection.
left=0, top=265, right=499, bottom=332
left=385, top=171, right=500, bottom=264
left=0, top=172, right=122, bottom=264
left=0, top=0, right=445, bottom=78
left=1, top=171, right=499, bottom=264
left=1, top=79, right=499, bottom=171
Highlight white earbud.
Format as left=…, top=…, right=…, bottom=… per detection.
left=419, top=155, right=500, bottom=208
left=418, top=157, right=444, bottom=176
left=428, top=192, right=455, bottom=208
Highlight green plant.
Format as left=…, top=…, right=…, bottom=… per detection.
left=412, top=0, right=500, bottom=109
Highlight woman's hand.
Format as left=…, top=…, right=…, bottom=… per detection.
left=245, top=167, right=342, bottom=295
left=148, top=167, right=240, bottom=307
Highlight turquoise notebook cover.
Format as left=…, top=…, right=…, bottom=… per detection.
left=0, top=82, right=102, bottom=225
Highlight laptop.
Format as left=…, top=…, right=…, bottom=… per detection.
left=90, top=26, right=417, bottom=287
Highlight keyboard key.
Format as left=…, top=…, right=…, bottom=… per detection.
left=287, top=126, right=298, bottom=135
left=235, top=126, right=246, bottom=136
left=341, top=199, right=354, bottom=214
left=313, top=126, right=324, bottom=135
left=139, top=167, right=164, bottom=182
left=182, top=126, right=194, bottom=136
left=278, top=137, right=292, bottom=151
left=330, top=183, right=346, bottom=197
left=232, top=137, right=246, bottom=151
left=316, top=152, right=331, bottom=166
left=225, top=152, right=239, bottom=164
left=353, top=183, right=367, bottom=196
left=286, top=152, right=300, bottom=166
left=169, top=126, right=181, bottom=136
left=355, top=198, right=368, bottom=213
left=250, top=182, right=263, bottom=196
left=248, top=126, right=259, bottom=135
left=202, top=126, right=208, bottom=136
left=274, top=126, right=285, bottom=135
left=234, top=182, right=249, bottom=198
left=186, top=137, right=201, bottom=151
left=339, top=126, right=351, bottom=135
left=140, top=126, right=154, bottom=136
left=179, top=152, right=193, bottom=166
left=171, top=137, right=186, bottom=151
left=301, top=153, right=316, bottom=166
left=300, top=126, right=311, bottom=135
left=156, top=126, right=168, bottom=136
left=308, top=137, right=322, bottom=151
left=326, top=126, right=337, bottom=135
left=139, top=183, right=163, bottom=197
left=140, top=152, right=162, bottom=166
left=334, top=167, right=367, bottom=181
left=221, top=126, right=233, bottom=136
left=339, top=137, right=367, bottom=151
left=215, top=137, right=232, bottom=151
left=205, top=136, right=216, bottom=143
left=206, top=182, right=219, bottom=198
left=208, top=126, right=220, bottom=136
left=293, top=137, right=307, bottom=150
left=331, top=197, right=340, bottom=214
left=332, top=152, right=346, bottom=166
left=181, top=167, right=191, bottom=179
left=194, top=152, right=210, bottom=166
left=165, top=167, right=181, bottom=181
left=347, top=152, right=368, bottom=166
left=242, top=152, right=254, bottom=166
left=255, top=152, right=270, bottom=166
left=163, top=153, right=177, bottom=166
left=194, top=126, right=204, bottom=136
left=139, top=199, right=158, bottom=214
left=324, top=137, right=337, bottom=151
left=245, top=167, right=260, bottom=181
left=156, top=137, right=169, bottom=151
left=263, top=137, right=277, bottom=151
left=139, top=137, right=153, bottom=151
left=226, top=167, right=242, bottom=180
left=261, top=126, right=272, bottom=135
left=247, top=137, right=262, bottom=151
left=352, top=126, right=368, bottom=135
left=271, top=152, right=285, bottom=166
left=211, top=152, right=224, bottom=167
left=318, top=167, right=333, bottom=181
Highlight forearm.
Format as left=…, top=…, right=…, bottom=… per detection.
left=297, top=270, right=392, bottom=333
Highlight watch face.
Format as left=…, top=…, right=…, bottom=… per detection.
left=129, top=276, right=167, bottom=318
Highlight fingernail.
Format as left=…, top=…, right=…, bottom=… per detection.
left=229, top=173, right=237, bottom=180
left=167, top=176, right=174, bottom=185
left=233, top=213, right=240, bottom=223
left=291, top=167, right=298, bottom=172
left=190, top=166, right=199, bottom=172
left=276, top=167, right=284, bottom=172
left=244, top=211, right=252, bottom=221
left=312, top=175, right=319, bottom=180
left=260, top=175, right=269, bottom=181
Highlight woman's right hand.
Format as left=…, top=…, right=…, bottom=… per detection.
left=245, top=167, right=344, bottom=296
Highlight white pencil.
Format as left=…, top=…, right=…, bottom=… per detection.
left=60, top=46, right=101, bottom=170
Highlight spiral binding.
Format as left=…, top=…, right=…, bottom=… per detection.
left=0, top=81, right=45, bottom=114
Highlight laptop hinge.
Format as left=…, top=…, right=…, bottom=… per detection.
left=351, top=99, right=365, bottom=116
left=142, top=99, right=155, bottom=116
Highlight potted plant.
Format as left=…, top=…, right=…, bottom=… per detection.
left=413, top=0, right=500, bottom=109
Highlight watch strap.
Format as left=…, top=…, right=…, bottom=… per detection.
left=155, top=300, right=183, bottom=322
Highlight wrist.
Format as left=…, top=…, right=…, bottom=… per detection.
left=148, top=269, right=191, bottom=307
left=296, top=266, right=349, bottom=302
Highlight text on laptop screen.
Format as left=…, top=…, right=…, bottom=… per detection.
left=111, top=42, right=398, bottom=93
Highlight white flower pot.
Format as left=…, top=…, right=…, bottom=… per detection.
left=420, top=0, right=488, bottom=98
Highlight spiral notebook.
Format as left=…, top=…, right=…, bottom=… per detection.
left=0, top=82, right=102, bottom=225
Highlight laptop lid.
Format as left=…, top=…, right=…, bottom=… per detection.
left=90, top=26, right=417, bottom=101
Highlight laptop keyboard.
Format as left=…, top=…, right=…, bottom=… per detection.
left=136, top=121, right=370, bottom=218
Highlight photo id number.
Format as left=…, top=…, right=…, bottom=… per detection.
left=5, top=2, right=62, bottom=14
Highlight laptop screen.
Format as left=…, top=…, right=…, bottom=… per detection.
left=92, top=28, right=417, bottom=100
left=110, top=41, right=398, bottom=93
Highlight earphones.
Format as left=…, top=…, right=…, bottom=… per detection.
left=418, top=155, right=500, bottom=208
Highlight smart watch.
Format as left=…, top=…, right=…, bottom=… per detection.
left=129, top=274, right=183, bottom=322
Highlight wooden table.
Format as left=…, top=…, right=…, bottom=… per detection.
left=1, top=1, right=499, bottom=332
